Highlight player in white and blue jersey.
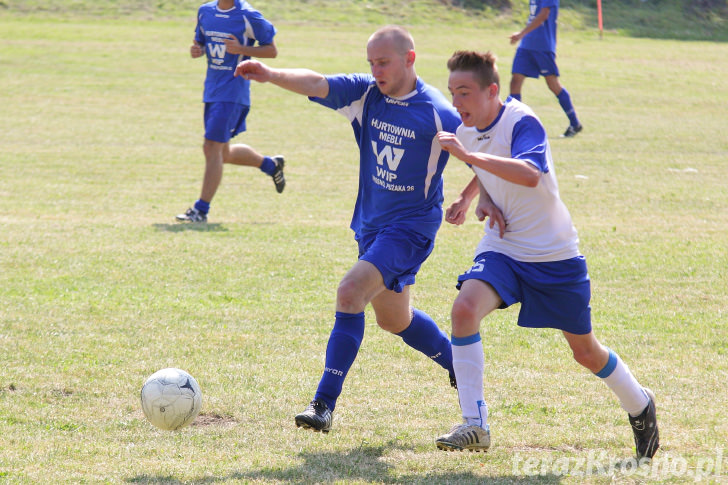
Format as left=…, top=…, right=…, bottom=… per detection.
left=176, top=0, right=285, bottom=223
left=433, top=51, right=659, bottom=458
left=509, top=0, right=583, bottom=137
left=235, top=26, right=462, bottom=433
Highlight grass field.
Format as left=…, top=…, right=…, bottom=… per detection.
left=1, top=5, right=727, bottom=484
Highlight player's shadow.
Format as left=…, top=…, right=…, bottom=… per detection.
left=126, top=441, right=564, bottom=484
left=152, top=223, right=228, bottom=233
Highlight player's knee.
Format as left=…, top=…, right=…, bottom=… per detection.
left=336, top=279, right=366, bottom=313
left=571, top=346, right=601, bottom=372
left=451, top=298, right=478, bottom=332
left=375, top=317, right=402, bottom=333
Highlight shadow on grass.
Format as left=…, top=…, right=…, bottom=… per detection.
left=152, top=223, right=228, bottom=233
left=126, top=441, right=564, bottom=484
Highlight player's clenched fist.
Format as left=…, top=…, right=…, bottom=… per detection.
left=436, top=131, right=469, bottom=162
left=235, top=60, right=271, bottom=82
left=190, top=41, right=204, bottom=58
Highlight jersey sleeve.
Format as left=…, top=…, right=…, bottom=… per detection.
left=243, top=10, right=276, bottom=45
left=440, top=106, right=462, bottom=134
left=194, top=9, right=205, bottom=45
left=309, top=74, right=375, bottom=117
left=511, top=115, right=549, bottom=173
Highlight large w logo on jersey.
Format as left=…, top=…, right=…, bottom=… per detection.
left=371, top=142, right=405, bottom=171
left=208, top=43, right=227, bottom=59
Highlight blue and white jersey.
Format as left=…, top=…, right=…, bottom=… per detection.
left=520, top=0, right=559, bottom=53
left=195, top=0, right=276, bottom=105
left=457, top=97, right=579, bottom=262
left=310, top=75, right=461, bottom=240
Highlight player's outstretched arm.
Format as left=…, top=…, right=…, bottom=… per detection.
left=235, top=60, right=329, bottom=98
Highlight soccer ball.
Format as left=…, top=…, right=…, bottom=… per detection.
left=140, top=368, right=202, bottom=430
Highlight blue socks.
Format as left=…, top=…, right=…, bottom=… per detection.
left=193, top=198, right=210, bottom=214
left=314, top=312, right=365, bottom=411
left=557, top=88, right=581, bottom=127
left=397, top=308, right=454, bottom=376
left=259, top=156, right=276, bottom=175
left=313, top=309, right=453, bottom=411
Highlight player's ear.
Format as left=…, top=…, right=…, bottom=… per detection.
left=488, top=83, right=498, bottom=98
left=406, top=49, right=416, bottom=66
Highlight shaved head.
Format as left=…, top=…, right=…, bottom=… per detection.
left=368, top=25, right=415, bottom=56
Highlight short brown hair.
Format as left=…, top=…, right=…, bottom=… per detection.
left=447, top=50, right=499, bottom=89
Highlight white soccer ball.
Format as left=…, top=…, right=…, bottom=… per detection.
left=140, top=368, right=202, bottom=430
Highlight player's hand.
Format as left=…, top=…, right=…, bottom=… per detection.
left=509, top=32, right=521, bottom=45
left=190, top=42, right=204, bottom=58
left=475, top=200, right=506, bottom=238
left=445, top=196, right=471, bottom=226
left=234, top=59, right=271, bottom=82
left=223, top=34, right=243, bottom=54
left=437, top=131, right=469, bottom=162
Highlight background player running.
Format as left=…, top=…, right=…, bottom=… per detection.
left=177, top=0, right=285, bottom=223
left=509, top=0, right=583, bottom=137
left=433, top=50, right=658, bottom=458
left=235, top=25, right=461, bottom=433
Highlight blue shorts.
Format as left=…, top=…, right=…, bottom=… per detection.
left=512, top=48, right=560, bottom=78
left=204, top=102, right=249, bottom=143
left=357, top=225, right=435, bottom=293
left=457, top=251, right=592, bottom=334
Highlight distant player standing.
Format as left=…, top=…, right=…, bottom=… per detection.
left=434, top=50, right=658, bottom=458
left=236, top=25, right=461, bottom=433
left=509, top=0, right=583, bottom=137
left=177, top=0, right=285, bottom=223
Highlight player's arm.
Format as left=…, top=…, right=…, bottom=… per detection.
left=235, top=60, right=330, bottom=98
left=474, top=179, right=506, bottom=238
left=445, top=175, right=479, bottom=225
left=224, top=35, right=278, bottom=58
left=437, top=131, right=540, bottom=187
left=510, top=7, right=551, bottom=44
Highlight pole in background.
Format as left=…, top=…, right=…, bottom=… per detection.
left=597, top=0, right=604, bottom=39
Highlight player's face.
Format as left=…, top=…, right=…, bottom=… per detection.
left=448, top=70, right=496, bottom=129
left=367, top=38, right=413, bottom=97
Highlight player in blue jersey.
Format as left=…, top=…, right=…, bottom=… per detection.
left=509, top=0, right=583, bottom=137
left=433, top=51, right=658, bottom=458
left=176, top=0, right=285, bottom=223
left=235, top=25, right=462, bottom=433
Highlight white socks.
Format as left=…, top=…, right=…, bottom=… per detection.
left=596, top=348, right=649, bottom=416
left=453, top=338, right=648, bottom=427
left=452, top=334, right=488, bottom=427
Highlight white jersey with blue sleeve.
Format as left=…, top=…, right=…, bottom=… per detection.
left=309, top=75, right=461, bottom=240
left=195, top=0, right=276, bottom=105
left=457, top=97, right=580, bottom=262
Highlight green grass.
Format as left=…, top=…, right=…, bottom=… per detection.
left=2, top=0, right=727, bottom=40
left=1, top=6, right=727, bottom=485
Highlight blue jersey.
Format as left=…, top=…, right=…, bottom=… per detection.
left=310, top=75, right=461, bottom=240
left=520, top=0, right=558, bottom=53
left=194, top=0, right=276, bottom=105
